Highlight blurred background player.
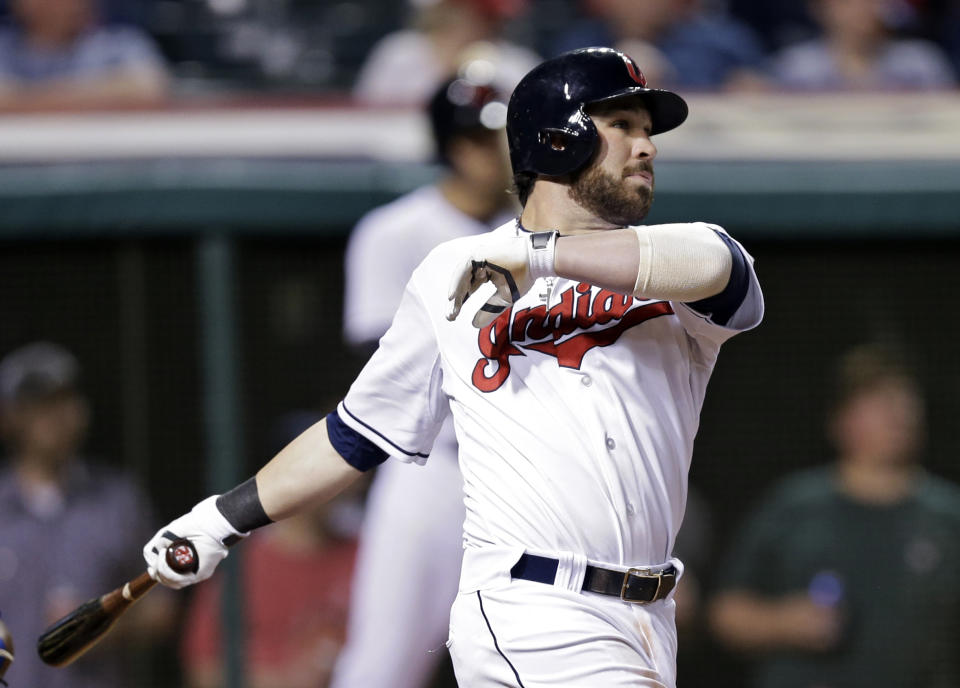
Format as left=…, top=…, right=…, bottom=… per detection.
left=708, top=343, right=960, bottom=688
left=0, top=341, right=174, bottom=688
left=0, top=0, right=170, bottom=109
left=182, top=411, right=361, bottom=688
left=331, top=70, right=517, bottom=688
left=768, top=0, right=956, bottom=90
left=352, top=0, right=539, bottom=105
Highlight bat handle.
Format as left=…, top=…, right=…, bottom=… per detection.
left=127, top=538, right=200, bottom=600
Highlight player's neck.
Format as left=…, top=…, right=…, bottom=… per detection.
left=521, top=180, right=621, bottom=235
left=835, top=458, right=918, bottom=504
left=438, top=176, right=510, bottom=223
left=14, top=451, right=71, bottom=485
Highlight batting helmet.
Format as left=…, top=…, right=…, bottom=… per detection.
left=507, top=47, right=688, bottom=177
left=428, top=75, right=508, bottom=166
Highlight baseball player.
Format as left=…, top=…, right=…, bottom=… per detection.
left=332, top=75, right=516, bottom=688
left=143, top=47, right=763, bottom=687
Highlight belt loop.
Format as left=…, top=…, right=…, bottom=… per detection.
left=554, top=551, right=587, bottom=592
left=664, top=557, right=684, bottom=601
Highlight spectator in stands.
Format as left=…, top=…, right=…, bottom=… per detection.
left=933, top=2, right=960, bottom=79
left=769, top=0, right=956, bottom=90
left=551, top=0, right=768, bottom=91
left=353, top=0, right=539, bottom=106
left=181, top=411, right=361, bottom=688
left=708, top=344, right=960, bottom=688
left=726, top=0, right=817, bottom=54
left=0, top=341, right=174, bottom=688
left=0, top=0, right=170, bottom=109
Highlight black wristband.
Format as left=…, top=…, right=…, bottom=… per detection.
left=216, top=476, right=273, bottom=534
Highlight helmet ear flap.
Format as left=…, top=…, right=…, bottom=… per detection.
left=539, top=128, right=573, bottom=151
left=530, top=114, right=598, bottom=178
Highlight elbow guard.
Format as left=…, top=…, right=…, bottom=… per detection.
left=633, top=224, right=732, bottom=302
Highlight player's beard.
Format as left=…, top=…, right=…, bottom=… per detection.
left=568, top=162, right=654, bottom=227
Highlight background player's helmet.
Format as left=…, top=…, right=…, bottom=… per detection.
left=506, top=47, right=688, bottom=177
left=428, top=75, right=509, bottom=167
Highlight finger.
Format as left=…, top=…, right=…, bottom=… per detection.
left=154, top=557, right=189, bottom=590
left=446, top=258, right=473, bottom=302
left=472, top=294, right=511, bottom=328
left=446, top=259, right=476, bottom=321
left=447, top=260, right=491, bottom=321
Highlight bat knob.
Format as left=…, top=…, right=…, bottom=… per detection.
left=165, top=538, right=200, bottom=575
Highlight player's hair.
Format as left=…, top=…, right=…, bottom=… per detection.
left=831, top=343, right=918, bottom=410
left=511, top=171, right=536, bottom=206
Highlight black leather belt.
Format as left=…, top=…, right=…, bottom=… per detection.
left=510, top=553, right=677, bottom=604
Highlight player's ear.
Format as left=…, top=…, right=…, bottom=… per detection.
left=445, top=137, right=471, bottom=175
left=0, top=403, right=25, bottom=446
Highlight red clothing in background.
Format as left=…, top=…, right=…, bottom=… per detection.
left=182, top=531, right=357, bottom=687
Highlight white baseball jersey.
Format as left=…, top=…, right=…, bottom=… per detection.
left=338, top=219, right=763, bottom=592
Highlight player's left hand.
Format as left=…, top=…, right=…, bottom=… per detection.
left=143, top=496, right=244, bottom=590
left=447, top=231, right=557, bottom=328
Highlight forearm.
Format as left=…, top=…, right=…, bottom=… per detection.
left=709, top=592, right=789, bottom=651
left=709, top=590, right=840, bottom=653
left=255, top=418, right=364, bottom=522
left=553, top=224, right=732, bottom=301
left=554, top=228, right=641, bottom=293
left=0, top=70, right=168, bottom=110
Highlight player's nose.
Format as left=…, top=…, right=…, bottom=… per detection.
left=632, top=134, right=657, bottom=160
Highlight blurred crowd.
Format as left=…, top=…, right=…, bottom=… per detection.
left=2, top=2, right=960, bottom=688
left=0, top=0, right=959, bottom=110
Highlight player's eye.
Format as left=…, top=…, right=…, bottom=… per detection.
left=611, top=119, right=630, bottom=130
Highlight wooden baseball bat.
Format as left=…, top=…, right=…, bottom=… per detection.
left=37, top=538, right=199, bottom=667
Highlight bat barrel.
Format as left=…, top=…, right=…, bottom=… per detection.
left=37, top=538, right=199, bottom=667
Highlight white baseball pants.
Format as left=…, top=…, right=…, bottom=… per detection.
left=447, top=578, right=678, bottom=687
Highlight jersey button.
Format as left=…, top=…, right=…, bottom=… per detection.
left=605, top=436, right=616, bottom=450
left=581, top=375, right=593, bottom=387
left=626, top=503, right=636, bottom=515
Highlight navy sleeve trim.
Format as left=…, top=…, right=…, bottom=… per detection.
left=339, top=401, right=430, bottom=459
left=327, top=410, right=390, bottom=471
left=686, top=231, right=750, bottom=327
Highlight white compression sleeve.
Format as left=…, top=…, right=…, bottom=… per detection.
left=633, top=223, right=733, bottom=302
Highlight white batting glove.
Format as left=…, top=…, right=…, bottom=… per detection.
left=447, top=230, right=558, bottom=328
left=142, top=496, right=246, bottom=590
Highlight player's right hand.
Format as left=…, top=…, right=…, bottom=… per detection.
left=142, top=496, right=245, bottom=589
left=447, top=230, right=557, bottom=328
left=774, top=595, right=843, bottom=652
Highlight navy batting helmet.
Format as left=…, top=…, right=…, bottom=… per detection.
left=507, top=47, right=688, bottom=177
left=428, top=76, right=508, bottom=166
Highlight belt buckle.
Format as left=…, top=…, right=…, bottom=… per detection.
left=620, top=567, right=661, bottom=604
